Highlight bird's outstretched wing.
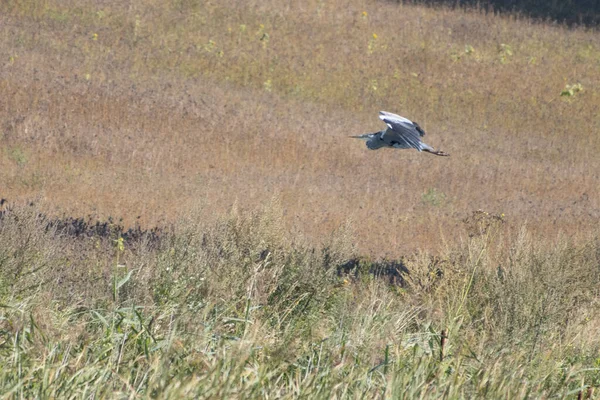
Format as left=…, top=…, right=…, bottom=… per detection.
left=379, top=111, right=426, bottom=150
left=379, top=111, right=425, bottom=136
left=379, top=111, right=413, bottom=127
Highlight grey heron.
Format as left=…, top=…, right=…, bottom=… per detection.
left=351, top=111, right=449, bottom=156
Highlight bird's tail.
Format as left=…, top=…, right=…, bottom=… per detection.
left=423, top=148, right=450, bottom=157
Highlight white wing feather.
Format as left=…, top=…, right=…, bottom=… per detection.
left=378, top=111, right=414, bottom=129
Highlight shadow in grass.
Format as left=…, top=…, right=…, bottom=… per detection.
left=1, top=199, right=416, bottom=285
left=338, top=257, right=409, bottom=285
left=0, top=199, right=163, bottom=248
left=386, top=0, right=600, bottom=27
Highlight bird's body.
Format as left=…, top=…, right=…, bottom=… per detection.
left=351, top=111, right=449, bottom=156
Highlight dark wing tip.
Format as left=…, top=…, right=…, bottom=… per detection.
left=413, top=122, right=426, bottom=137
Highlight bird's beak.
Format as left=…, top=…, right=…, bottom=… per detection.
left=350, top=135, right=370, bottom=141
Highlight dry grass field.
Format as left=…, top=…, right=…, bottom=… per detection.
left=2, top=0, right=599, bottom=256
left=2, top=1, right=600, bottom=397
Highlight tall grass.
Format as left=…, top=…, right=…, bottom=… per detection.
left=1, top=203, right=599, bottom=398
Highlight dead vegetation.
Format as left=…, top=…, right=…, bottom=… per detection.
left=1, top=0, right=600, bottom=256
left=1, top=202, right=600, bottom=397
left=2, top=2, right=600, bottom=396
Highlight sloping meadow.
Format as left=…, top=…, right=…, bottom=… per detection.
left=1, top=203, right=600, bottom=398
left=1, top=0, right=600, bottom=255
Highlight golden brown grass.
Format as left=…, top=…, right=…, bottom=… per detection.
left=1, top=0, right=599, bottom=256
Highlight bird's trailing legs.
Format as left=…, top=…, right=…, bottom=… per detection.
left=423, top=149, right=450, bottom=157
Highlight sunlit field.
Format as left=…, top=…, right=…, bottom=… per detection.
left=2, top=0, right=599, bottom=255
left=1, top=0, right=600, bottom=398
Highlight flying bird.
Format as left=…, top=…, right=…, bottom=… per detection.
left=351, top=111, right=449, bottom=156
